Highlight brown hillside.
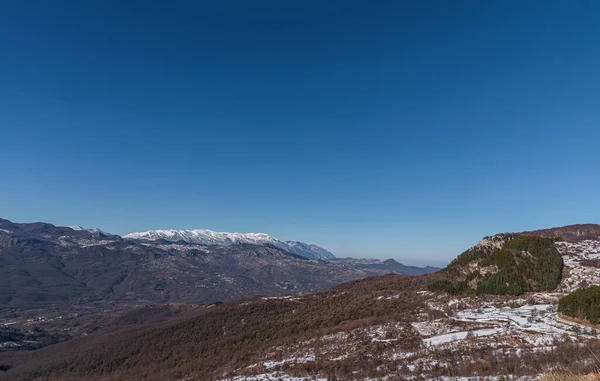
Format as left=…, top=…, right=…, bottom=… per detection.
left=523, top=224, right=600, bottom=242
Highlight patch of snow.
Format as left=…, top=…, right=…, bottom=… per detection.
left=433, top=377, right=536, bottom=381
left=0, top=341, right=21, bottom=348
left=220, top=373, right=327, bottom=381
left=263, top=354, right=315, bottom=369
left=424, top=328, right=503, bottom=346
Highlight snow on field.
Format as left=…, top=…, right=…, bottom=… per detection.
left=423, top=327, right=503, bottom=346
left=421, top=300, right=597, bottom=348
left=262, top=355, right=315, bottom=369
left=433, top=377, right=537, bottom=381
left=222, top=373, right=327, bottom=381
left=222, top=373, right=392, bottom=381
left=454, top=303, right=576, bottom=345
left=376, top=294, right=401, bottom=301
left=456, top=304, right=554, bottom=326
left=260, top=295, right=303, bottom=302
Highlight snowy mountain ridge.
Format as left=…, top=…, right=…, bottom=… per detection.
left=69, top=225, right=110, bottom=235
left=123, top=229, right=335, bottom=260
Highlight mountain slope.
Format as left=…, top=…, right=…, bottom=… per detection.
left=283, top=240, right=335, bottom=260
left=0, top=218, right=395, bottom=310
left=124, top=229, right=335, bottom=260
left=0, top=274, right=433, bottom=381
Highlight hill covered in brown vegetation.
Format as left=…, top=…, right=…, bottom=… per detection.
left=523, top=224, right=600, bottom=242
left=0, top=274, right=432, bottom=380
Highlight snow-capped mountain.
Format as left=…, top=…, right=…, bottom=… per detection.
left=123, top=229, right=335, bottom=260
left=69, top=225, right=111, bottom=235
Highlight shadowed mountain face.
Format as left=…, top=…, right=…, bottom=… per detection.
left=0, top=218, right=431, bottom=311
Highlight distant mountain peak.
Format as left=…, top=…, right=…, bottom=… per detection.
left=69, top=225, right=110, bottom=235
left=123, top=229, right=335, bottom=260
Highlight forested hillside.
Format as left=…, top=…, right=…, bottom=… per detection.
left=558, top=286, right=600, bottom=324
left=429, top=235, right=563, bottom=295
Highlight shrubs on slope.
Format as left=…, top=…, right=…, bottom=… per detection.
left=429, top=236, right=563, bottom=296
left=558, top=286, right=600, bottom=324
left=0, top=274, right=428, bottom=381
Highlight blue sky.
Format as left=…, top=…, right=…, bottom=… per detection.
left=1, top=1, right=599, bottom=266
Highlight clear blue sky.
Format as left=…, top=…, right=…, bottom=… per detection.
left=1, top=1, right=599, bottom=266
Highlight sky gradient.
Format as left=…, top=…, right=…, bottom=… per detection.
left=1, top=1, right=599, bottom=266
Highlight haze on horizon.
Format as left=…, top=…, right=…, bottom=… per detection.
left=1, top=1, right=599, bottom=266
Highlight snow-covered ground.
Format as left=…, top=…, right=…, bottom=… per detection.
left=421, top=302, right=596, bottom=348
left=224, top=374, right=327, bottom=381
left=262, top=355, right=315, bottom=370
left=423, top=327, right=504, bottom=346
left=221, top=374, right=538, bottom=381
left=556, top=240, right=600, bottom=293
left=433, top=377, right=537, bottom=381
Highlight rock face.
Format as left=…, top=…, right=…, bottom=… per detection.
left=124, top=229, right=335, bottom=259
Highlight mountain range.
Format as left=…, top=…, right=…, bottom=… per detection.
left=123, top=229, right=335, bottom=260
left=330, top=257, right=440, bottom=276
left=0, top=218, right=438, bottom=311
